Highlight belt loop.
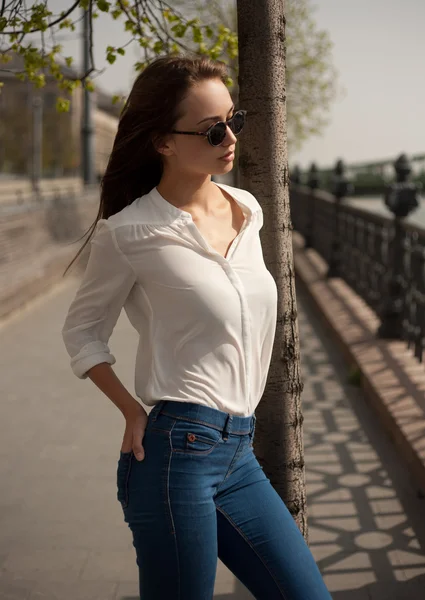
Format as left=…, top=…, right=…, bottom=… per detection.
left=250, top=413, right=256, bottom=439
left=222, top=414, right=233, bottom=441
left=150, top=400, right=165, bottom=422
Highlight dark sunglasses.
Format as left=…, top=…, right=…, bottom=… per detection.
left=171, top=110, right=247, bottom=147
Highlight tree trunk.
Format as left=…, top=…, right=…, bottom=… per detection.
left=236, top=0, right=307, bottom=539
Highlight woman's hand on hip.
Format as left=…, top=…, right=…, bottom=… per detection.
left=121, top=404, right=148, bottom=461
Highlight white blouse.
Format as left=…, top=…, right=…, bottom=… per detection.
left=62, top=183, right=277, bottom=417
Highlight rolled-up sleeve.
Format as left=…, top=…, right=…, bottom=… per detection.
left=62, top=220, right=136, bottom=379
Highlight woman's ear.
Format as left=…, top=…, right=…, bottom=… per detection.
left=154, top=134, right=174, bottom=157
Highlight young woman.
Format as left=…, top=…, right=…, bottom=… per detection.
left=62, top=55, right=331, bottom=600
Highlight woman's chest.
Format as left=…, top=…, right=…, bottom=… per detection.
left=190, top=205, right=246, bottom=260
left=126, top=231, right=277, bottom=320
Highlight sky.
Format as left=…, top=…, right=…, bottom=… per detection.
left=55, top=0, right=425, bottom=169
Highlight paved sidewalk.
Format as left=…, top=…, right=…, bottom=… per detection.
left=299, top=289, right=425, bottom=599
left=0, top=280, right=425, bottom=599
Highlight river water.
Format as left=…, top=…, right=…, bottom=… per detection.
left=346, top=196, right=425, bottom=230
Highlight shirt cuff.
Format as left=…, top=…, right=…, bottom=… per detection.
left=70, top=341, right=116, bottom=379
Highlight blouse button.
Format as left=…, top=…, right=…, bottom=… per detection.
left=187, top=433, right=196, bottom=442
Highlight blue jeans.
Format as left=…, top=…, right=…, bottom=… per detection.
left=116, top=400, right=332, bottom=599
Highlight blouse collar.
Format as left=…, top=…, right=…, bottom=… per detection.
left=149, top=182, right=254, bottom=223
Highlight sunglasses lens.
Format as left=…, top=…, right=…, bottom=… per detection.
left=208, top=122, right=227, bottom=146
left=207, top=111, right=246, bottom=146
left=229, top=111, right=245, bottom=135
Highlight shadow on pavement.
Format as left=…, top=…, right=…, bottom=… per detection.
left=331, top=572, right=425, bottom=599
left=298, top=285, right=425, bottom=598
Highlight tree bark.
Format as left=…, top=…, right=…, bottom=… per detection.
left=236, top=0, right=307, bottom=539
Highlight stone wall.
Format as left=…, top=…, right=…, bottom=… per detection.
left=0, top=191, right=99, bottom=320
left=0, top=173, right=237, bottom=321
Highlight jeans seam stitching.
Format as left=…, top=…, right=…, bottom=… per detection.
left=216, top=438, right=245, bottom=491
left=167, top=420, right=177, bottom=536
left=166, top=421, right=181, bottom=598
left=172, top=443, right=219, bottom=456
left=216, top=505, right=289, bottom=600
left=120, top=454, right=132, bottom=509
left=148, top=426, right=172, bottom=434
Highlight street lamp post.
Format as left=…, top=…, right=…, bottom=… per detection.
left=31, top=93, right=43, bottom=199
left=81, top=7, right=95, bottom=186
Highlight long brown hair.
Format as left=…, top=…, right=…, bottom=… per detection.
left=65, top=54, right=228, bottom=274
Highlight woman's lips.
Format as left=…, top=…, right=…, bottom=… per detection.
left=219, top=151, right=235, bottom=162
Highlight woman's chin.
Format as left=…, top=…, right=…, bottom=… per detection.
left=215, top=162, right=234, bottom=174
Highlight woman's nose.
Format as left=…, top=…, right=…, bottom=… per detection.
left=223, top=125, right=237, bottom=145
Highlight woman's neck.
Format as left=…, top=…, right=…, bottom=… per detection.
left=156, top=172, right=222, bottom=214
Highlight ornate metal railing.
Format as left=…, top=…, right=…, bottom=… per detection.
left=290, top=155, right=425, bottom=363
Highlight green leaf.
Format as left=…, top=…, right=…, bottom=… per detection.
left=347, top=366, right=361, bottom=386
left=106, top=52, right=116, bottom=64
left=171, top=23, right=187, bottom=38
left=96, top=0, right=110, bottom=11
left=117, top=48, right=125, bottom=56
left=112, top=94, right=125, bottom=105
left=134, top=61, right=147, bottom=72
left=153, top=40, right=164, bottom=54
left=59, top=19, right=73, bottom=30
left=56, top=97, right=70, bottom=112
left=34, top=74, right=46, bottom=88
left=192, top=26, right=203, bottom=44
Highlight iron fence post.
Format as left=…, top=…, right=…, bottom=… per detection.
left=377, top=154, right=420, bottom=338
left=305, top=163, right=319, bottom=248
left=327, top=159, right=351, bottom=278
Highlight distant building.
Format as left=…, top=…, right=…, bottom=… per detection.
left=0, top=53, right=120, bottom=180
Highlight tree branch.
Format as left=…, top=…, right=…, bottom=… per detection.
left=2, top=0, right=80, bottom=35
left=144, top=2, right=169, bottom=48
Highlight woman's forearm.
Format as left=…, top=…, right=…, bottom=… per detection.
left=87, top=362, right=144, bottom=419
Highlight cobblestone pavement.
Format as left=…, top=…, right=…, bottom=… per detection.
left=1, top=280, right=425, bottom=599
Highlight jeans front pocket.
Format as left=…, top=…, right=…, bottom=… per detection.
left=117, top=451, right=133, bottom=509
left=170, top=420, right=223, bottom=455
